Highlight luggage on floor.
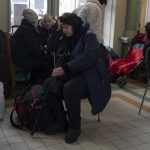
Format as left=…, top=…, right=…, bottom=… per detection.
left=10, top=84, right=55, bottom=134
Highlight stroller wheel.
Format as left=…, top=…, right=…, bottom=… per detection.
left=116, top=76, right=127, bottom=88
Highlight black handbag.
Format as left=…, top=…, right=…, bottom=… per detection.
left=50, top=77, right=65, bottom=96
left=44, top=76, right=66, bottom=97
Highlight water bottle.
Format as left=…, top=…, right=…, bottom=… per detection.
left=0, top=82, right=5, bottom=120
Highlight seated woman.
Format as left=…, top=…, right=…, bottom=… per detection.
left=11, top=9, right=52, bottom=82
left=37, top=14, right=58, bottom=46
left=45, top=13, right=111, bottom=143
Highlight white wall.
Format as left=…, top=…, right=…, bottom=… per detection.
left=103, top=0, right=127, bottom=56
left=146, top=0, right=150, bottom=22
left=0, top=0, right=10, bottom=32
left=103, top=0, right=113, bottom=46
left=110, top=0, right=127, bottom=56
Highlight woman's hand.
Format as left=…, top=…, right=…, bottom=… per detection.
left=52, top=67, right=65, bottom=76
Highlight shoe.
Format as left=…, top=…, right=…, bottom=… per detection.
left=65, top=128, right=81, bottom=144
left=44, top=121, right=67, bottom=135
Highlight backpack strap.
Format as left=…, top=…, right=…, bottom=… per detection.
left=10, top=108, right=23, bottom=129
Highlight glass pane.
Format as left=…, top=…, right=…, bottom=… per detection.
left=59, top=0, right=86, bottom=16
left=11, top=0, right=29, bottom=27
left=10, top=0, right=47, bottom=30
left=76, top=0, right=86, bottom=7
left=59, top=0, right=76, bottom=15
left=30, top=0, right=47, bottom=18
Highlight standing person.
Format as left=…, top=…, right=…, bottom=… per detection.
left=37, top=14, right=58, bottom=46
left=11, top=9, right=52, bottom=83
left=44, top=13, right=111, bottom=144
left=73, top=0, right=107, bottom=44
left=144, top=22, right=150, bottom=57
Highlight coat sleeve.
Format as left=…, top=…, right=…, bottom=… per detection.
left=64, top=32, right=99, bottom=74
left=21, top=27, right=43, bottom=59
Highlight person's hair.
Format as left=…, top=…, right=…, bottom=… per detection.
left=58, top=13, right=83, bottom=32
left=98, top=0, right=107, bottom=5
left=145, top=22, right=150, bottom=40
left=42, top=14, right=52, bottom=22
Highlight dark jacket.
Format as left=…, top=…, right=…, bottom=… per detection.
left=48, top=23, right=111, bottom=115
left=37, top=20, right=58, bottom=46
left=143, top=40, right=150, bottom=58
left=47, top=29, right=68, bottom=53
left=65, top=27, right=111, bottom=115
left=11, top=19, right=45, bottom=70
left=47, top=29, right=71, bottom=68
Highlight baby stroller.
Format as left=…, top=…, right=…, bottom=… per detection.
left=109, top=32, right=146, bottom=87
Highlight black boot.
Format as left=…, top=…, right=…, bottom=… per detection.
left=65, top=128, right=81, bottom=144
left=44, top=121, right=67, bottom=135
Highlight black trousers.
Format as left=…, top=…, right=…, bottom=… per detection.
left=45, top=76, right=86, bottom=129
left=45, top=91, right=66, bottom=123
left=63, top=76, right=86, bottom=129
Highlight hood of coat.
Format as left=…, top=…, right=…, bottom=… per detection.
left=87, top=0, right=103, bottom=8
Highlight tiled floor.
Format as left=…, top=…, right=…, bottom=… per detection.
left=0, top=79, right=150, bottom=150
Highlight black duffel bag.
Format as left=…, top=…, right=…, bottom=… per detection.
left=10, top=85, right=55, bottom=135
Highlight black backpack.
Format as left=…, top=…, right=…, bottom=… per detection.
left=97, top=44, right=110, bottom=69
left=10, top=84, right=55, bottom=135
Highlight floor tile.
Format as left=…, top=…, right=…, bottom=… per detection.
left=47, top=144, right=66, bottom=150
left=0, top=137, right=8, bottom=146
left=32, top=147, right=48, bottom=150
left=0, top=145, right=11, bottom=150
left=22, top=134, right=44, bottom=149
left=0, top=128, right=5, bottom=138
left=7, top=135, right=24, bottom=144
left=10, top=142, right=29, bottom=150
left=1, top=79, right=150, bottom=150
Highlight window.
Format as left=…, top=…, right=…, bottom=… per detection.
left=10, top=0, right=47, bottom=27
left=59, top=0, right=86, bottom=16
left=146, top=0, right=150, bottom=22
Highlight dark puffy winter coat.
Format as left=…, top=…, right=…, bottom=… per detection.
left=66, top=32, right=111, bottom=114
left=143, top=41, right=150, bottom=58
left=37, top=20, right=58, bottom=46
left=11, top=19, right=46, bottom=70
